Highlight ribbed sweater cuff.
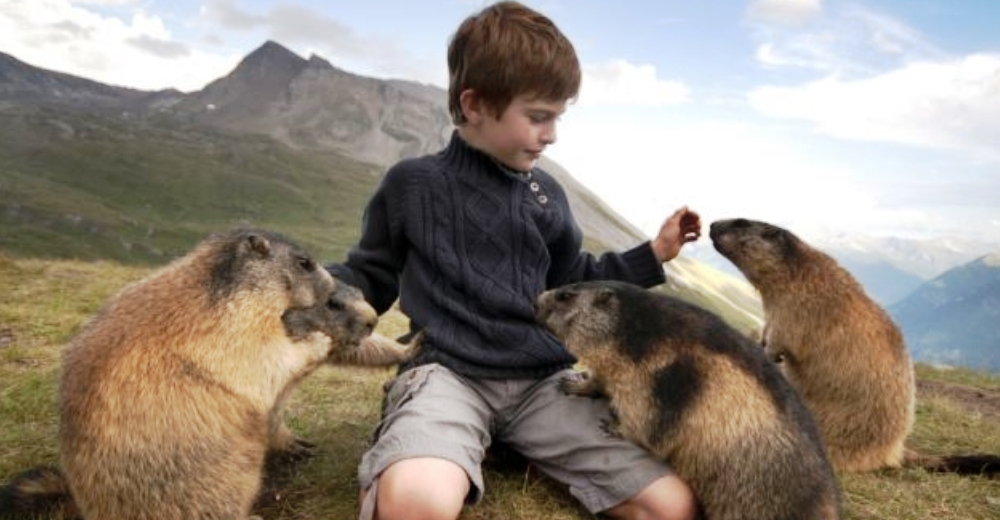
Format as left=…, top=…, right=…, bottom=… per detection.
left=622, top=242, right=667, bottom=288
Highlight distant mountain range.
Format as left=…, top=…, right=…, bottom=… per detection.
left=814, top=233, right=1000, bottom=304
left=889, top=254, right=1000, bottom=373
left=1, top=40, right=995, bottom=372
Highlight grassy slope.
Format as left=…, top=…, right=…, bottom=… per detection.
left=1, top=255, right=998, bottom=519
left=0, top=107, right=378, bottom=265
left=0, top=106, right=763, bottom=332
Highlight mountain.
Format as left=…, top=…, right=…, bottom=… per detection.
left=166, top=41, right=452, bottom=166
left=814, top=234, right=1000, bottom=304
left=824, top=257, right=924, bottom=306
left=889, top=253, right=1000, bottom=372
left=0, top=42, right=763, bottom=332
left=0, top=50, right=182, bottom=114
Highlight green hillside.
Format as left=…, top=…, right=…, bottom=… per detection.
left=0, top=106, right=379, bottom=264
left=0, top=103, right=763, bottom=331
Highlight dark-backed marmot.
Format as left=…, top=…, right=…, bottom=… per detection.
left=534, top=280, right=841, bottom=520
left=710, top=218, right=913, bottom=473
left=0, top=229, right=414, bottom=520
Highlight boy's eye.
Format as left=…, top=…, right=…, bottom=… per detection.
left=529, top=113, right=555, bottom=123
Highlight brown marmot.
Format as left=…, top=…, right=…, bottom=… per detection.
left=0, top=229, right=414, bottom=520
left=711, top=218, right=1000, bottom=475
left=535, top=280, right=842, bottom=520
left=710, top=217, right=914, bottom=473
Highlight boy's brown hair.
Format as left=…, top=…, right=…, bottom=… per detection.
left=447, top=1, right=581, bottom=124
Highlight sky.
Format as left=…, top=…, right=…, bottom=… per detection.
left=2, top=0, right=999, bottom=246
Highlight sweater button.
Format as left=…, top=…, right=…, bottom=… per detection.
left=529, top=182, right=540, bottom=192
left=537, top=195, right=548, bottom=204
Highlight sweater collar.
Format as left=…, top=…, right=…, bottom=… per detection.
left=442, top=131, right=534, bottom=182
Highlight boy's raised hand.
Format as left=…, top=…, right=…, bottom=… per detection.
left=651, top=206, right=702, bottom=263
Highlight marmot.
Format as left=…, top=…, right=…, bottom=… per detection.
left=0, top=229, right=414, bottom=520
left=710, top=217, right=911, bottom=473
left=710, top=218, right=1000, bottom=475
left=535, top=280, right=841, bottom=520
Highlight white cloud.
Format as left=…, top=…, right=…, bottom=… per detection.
left=748, top=54, right=1000, bottom=160
left=548, top=115, right=892, bottom=239
left=579, top=60, right=690, bottom=107
left=200, top=0, right=266, bottom=31
left=748, top=4, right=943, bottom=77
left=747, top=0, right=822, bottom=26
left=0, top=0, right=238, bottom=91
left=70, top=0, right=139, bottom=5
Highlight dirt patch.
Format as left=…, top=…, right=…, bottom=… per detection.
left=917, top=379, right=1000, bottom=423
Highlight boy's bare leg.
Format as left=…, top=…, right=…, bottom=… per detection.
left=603, top=475, right=697, bottom=520
left=360, top=457, right=470, bottom=520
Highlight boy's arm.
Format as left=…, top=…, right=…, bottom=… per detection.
left=326, top=177, right=406, bottom=314
left=548, top=207, right=701, bottom=289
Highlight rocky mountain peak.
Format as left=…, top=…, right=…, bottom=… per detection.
left=240, top=40, right=307, bottom=73
left=306, top=54, right=336, bottom=72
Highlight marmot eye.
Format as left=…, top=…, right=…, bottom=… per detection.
left=326, top=298, right=345, bottom=311
left=555, top=291, right=574, bottom=303
left=297, top=256, right=316, bottom=272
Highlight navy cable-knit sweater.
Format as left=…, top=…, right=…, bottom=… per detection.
left=327, top=131, right=667, bottom=379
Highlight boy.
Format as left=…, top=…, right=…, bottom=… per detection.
left=328, top=2, right=701, bottom=519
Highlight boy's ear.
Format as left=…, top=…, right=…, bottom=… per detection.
left=459, top=89, right=485, bottom=125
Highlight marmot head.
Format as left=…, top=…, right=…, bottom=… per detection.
left=281, top=279, right=378, bottom=355
left=709, top=218, right=804, bottom=286
left=535, top=281, right=621, bottom=356
left=535, top=280, right=678, bottom=363
left=203, top=229, right=335, bottom=309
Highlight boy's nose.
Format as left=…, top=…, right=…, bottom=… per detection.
left=541, top=122, right=557, bottom=145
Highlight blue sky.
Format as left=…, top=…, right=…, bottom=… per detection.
left=3, top=0, right=999, bottom=245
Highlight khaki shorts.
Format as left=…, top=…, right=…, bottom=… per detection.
left=357, top=363, right=672, bottom=514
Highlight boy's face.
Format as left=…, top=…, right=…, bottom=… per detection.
left=469, top=93, right=567, bottom=172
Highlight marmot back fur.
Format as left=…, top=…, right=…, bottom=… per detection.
left=535, top=280, right=841, bottom=520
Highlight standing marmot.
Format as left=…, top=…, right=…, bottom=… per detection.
left=710, top=218, right=1000, bottom=475
left=0, top=229, right=414, bottom=520
left=535, top=280, right=841, bottom=520
left=710, top=217, right=914, bottom=472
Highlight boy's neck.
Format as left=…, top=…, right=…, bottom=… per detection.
left=455, top=127, right=531, bottom=176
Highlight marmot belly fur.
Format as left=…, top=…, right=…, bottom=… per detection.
left=535, top=280, right=841, bottom=520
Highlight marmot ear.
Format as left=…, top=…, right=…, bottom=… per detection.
left=245, top=234, right=272, bottom=257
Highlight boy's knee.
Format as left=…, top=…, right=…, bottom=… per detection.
left=373, top=457, right=470, bottom=520
left=604, top=474, right=697, bottom=520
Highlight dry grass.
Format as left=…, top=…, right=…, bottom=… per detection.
left=1, top=253, right=999, bottom=519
